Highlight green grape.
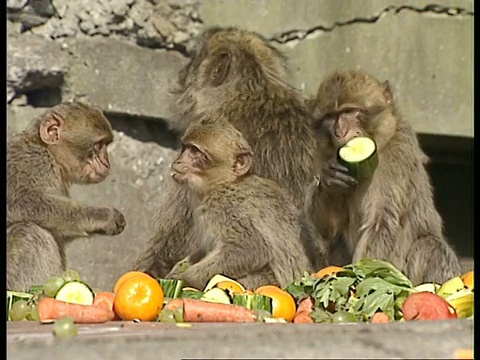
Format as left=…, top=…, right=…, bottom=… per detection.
left=9, top=300, right=30, bottom=321
left=53, top=317, right=78, bottom=338
left=26, top=304, right=40, bottom=321
left=62, top=269, right=81, bottom=282
left=43, top=276, right=66, bottom=297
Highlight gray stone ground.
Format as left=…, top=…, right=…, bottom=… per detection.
left=7, top=319, right=474, bottom=359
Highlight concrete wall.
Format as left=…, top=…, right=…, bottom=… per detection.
left=7, top=0, right=473, bottom=290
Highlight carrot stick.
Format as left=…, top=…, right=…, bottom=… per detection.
left=293, top=310, right=314, bottom=323
left=164, top=298, right=184, bottom=312
left=38, top=297, right=116, bottom=324
left=371, top=312, right=391, bottom=324
left=182, top=298, right=256, bottom=323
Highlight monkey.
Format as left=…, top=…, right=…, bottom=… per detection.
left=307, top=69, right=461, bottom=285
left=7, top=101, right=127, bottom=292
left=164, top=118, right=320, bottom=290
left=134, top=26, right=327, bottom=277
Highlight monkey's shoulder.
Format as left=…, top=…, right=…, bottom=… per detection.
left=203, top=175, right=296, bottom=209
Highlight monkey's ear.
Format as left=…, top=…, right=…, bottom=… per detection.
left=233, top=149, right=253, bottom=177
left=39, top=112, right=64, bottom=145
left=209, top=52, right=231, bottom=87
left=382, top=80, right=394, bottom=105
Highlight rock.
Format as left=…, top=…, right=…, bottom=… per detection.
left=63, top=37, right=188, bottom=120
left=7, top=33, right=68, bottom=103
left=6, top=0, right=28, bottom=11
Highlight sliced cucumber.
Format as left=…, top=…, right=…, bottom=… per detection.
left=181, top=289, right=204, bottom=300
left=157, top=279, right=186, bottom=299
left=337, top=136, right=379, bottom=180
left=201, top=288, right=231, bottom=304
left=54, top=281, right=95, bottom=306
left=232, top=293, right=272, bottom=313
left=27, top=285, right=44, bottom=296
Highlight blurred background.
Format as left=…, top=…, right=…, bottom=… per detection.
left=7, top=0, right=473, bottom=291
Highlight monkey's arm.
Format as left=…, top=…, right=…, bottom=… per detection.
left=134, top=185, right=195, bottom=278
left=179, top=216, right=270, bottom=289
left=8, top=192, right=120, bottom=238
left=351, top=149, right=410, bottom=262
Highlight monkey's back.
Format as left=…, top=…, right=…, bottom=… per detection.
left=7, top=136, right=65, bottom=206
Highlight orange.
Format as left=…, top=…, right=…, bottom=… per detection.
left=313, top=265, right=345, bottom=279
left=113, top=274, right=164, bottom=321
left=113, top=271, right=151, bottom=294
left=216, top=281, right=245, bottom=294
left=255, top=285, right=296, bottom=322
left=461, top=271, right=474, bottom=290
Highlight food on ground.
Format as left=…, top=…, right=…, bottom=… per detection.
left=54, top=281, right=95, bottom=306
left=312, top=266, right=345, bottom=279
left=255, top=285, right=296, bottom=322
left=113, top=273, right=164, bottom=321
left=113, top=271, right=151, bottom=294
left=38, top=297, right=115, bottom=323
left=402, top=292, right=457, bottom=321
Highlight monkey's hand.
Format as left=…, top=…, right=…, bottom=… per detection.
left=321, top=158, right=358, bottom=192
left=94, top=207, right=126, bottom=236
left=166, top=258, right=191, bottom=279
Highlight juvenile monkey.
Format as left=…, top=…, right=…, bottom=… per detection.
left=135, top=26, right=325, bottom=277
left=308, top=70, right=461, bottom=285
left=165, top=119, right=320, bottom=290
left=7, top=102, right=126, bottom=291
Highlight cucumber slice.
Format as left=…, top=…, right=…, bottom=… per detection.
left=337, top=136, right=379, bottom=180
left=201, top=288, right=231, bottom=304
left=54, top=281, right=95, bottom=305
left=27, top=285, right=44, bottom=296
left=232, top=293, right=272, bottom=313
left=157, top=279, right=186, bottom=299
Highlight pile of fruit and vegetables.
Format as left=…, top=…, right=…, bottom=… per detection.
left=6, top=259, right=473, bottom=338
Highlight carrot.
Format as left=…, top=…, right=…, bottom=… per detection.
left=93, top=292, right=115, bottom=311
left=402, top=292, right=457, bottom=321
left=164, top=298, right=184, bottom=312
left=293, top=310, right=314, bottom=323
left=182, top=298, right=256, bottom=323
left=371, top=312, right=391, bottom=324
left=93, top=291, right=120, bottom=320
left=38, top=297, right=116, bottom=324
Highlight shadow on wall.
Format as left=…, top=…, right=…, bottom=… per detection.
left=419, top=134, right=473, bottom=258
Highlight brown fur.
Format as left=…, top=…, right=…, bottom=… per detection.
left=308, top=70, right=461, bottom=285
left=134, top=26, right=324, bottom=277
left=7, top=102, right=126, bottom=291
left=165, top=119, right=320, bottom=290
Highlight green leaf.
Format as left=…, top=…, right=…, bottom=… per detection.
left=310, top=308, right=333, bottom=323
left=353, top=258, right=413, bottom=288
left=330, top=277, right=356, bottom=300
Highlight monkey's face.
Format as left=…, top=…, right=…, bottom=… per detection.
left=314, top=109, right=369, bottom=151
left=81, top=141, right=111, bottom=184
left=171, top=144, right=210, bottom=192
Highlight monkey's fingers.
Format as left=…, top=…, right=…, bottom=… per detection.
left=326, top=161, right=350, bottom=174
left=322, top=169, right=358, bottom=188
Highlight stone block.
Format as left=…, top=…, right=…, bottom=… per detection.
left=62, top=37, right=189, bottom=120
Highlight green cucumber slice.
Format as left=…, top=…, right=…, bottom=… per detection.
left=338, top=136, right=378, bottom=180
left=200, top=288, right=231, bottom=304
left=54, top=281, right=95, bottom=305
left=232, top=293, right=273, bottom=313
left=157, top=279, right=186, bottom=299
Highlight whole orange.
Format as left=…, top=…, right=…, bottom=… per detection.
left=114, top=274, right=164, bottom=321
left=113, top=271, right=151, bottom=294
left=255, top=285, right=296, bottom=322
left=313, top=266, right=345, bottom=279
